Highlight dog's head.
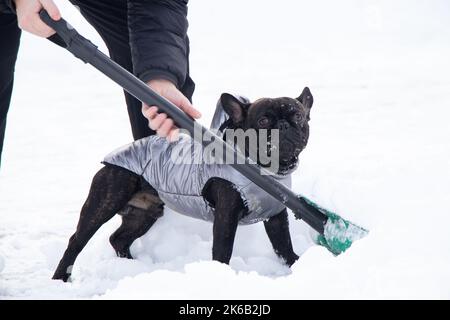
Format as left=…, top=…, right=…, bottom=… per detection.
left=220, top=87, right=313, bottom=175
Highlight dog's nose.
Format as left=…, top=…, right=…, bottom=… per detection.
left=278, top=120, right=290, bottom=131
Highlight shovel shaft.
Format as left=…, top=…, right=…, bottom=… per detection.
left=40, top=11, right=328, bottom=234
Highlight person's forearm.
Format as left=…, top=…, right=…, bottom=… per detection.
left=128, top=0, right=190, bottom=89
left=131, top=1, right=198, bottom=140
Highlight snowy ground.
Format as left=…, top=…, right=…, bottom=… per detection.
left=1, top=0, right=449, bottom=299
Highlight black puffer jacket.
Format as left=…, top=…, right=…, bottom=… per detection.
left=0, top=0, right=195, bottom=99
left=0, top=0, right=13, bottom=13
left=128, top=0, right=194, bottom=99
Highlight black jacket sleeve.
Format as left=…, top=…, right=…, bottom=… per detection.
left=127, top=0, right=191, bottom=90
left=0, top=0, right=15, bottom=13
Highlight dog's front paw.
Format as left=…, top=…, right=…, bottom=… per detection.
left=52, top=265, right=73, bottom=282
left=114, top=248, right=133, bottom=259
left=285, top=253, right=300, bottom=267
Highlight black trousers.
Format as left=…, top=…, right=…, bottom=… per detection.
left=0, top=0, right=192, bottom=168
left=0, top=13, right=20, bottom=168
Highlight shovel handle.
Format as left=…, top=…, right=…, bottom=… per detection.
left=40, top=11, right=70, bottom=40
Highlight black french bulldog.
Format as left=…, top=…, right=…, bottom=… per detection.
left=52, top=87, right=314, bottom=282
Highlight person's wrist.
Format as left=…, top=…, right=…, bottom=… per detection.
left=147, top=79, right=176, bottom=94
left=140, top=68, right=180, bottom=89
left=14, top=0, right=26, bottom=13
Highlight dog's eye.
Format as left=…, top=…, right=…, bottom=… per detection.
left=258, top=116, right=271, bottom=128
left=293, top=112, right=303, bottom=122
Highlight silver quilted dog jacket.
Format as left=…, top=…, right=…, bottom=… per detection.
left=103, top=100, right=291, bottom=225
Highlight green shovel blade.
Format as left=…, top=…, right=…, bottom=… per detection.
left=302, top=197, right=369, bottom=255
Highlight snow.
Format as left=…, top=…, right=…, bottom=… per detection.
left=1, top=0, right=450, bottom=299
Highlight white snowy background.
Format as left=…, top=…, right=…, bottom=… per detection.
left=1, top=0, right=449, bottom=299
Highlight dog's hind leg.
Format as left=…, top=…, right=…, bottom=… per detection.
left=109, top=183, right=164, bottom=259
left=52, top=164, right=140, bottom=282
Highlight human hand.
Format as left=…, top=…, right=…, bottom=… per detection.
left=14, top=0, right=61, bottom=37
left=143, top=79, right=201, bottom=142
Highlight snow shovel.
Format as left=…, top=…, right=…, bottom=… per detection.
left=40, top=10, right=368, bottom=255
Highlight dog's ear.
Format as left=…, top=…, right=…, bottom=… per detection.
left=221, top=93, right=249, bottom=124
left=297, top=87, right=313, bottom=110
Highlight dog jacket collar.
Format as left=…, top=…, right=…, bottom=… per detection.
left=103, top=98, right=291, bottom=225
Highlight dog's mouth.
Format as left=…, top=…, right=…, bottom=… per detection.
left=278, top=155, right=299, bottom=175
left=277, top=140, right=303, bottom=173
left=258, top=140, right=302, bottom=175
left=280, top=154, right=298, bottom=165
left=260, top=151, right=299, bottom=176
